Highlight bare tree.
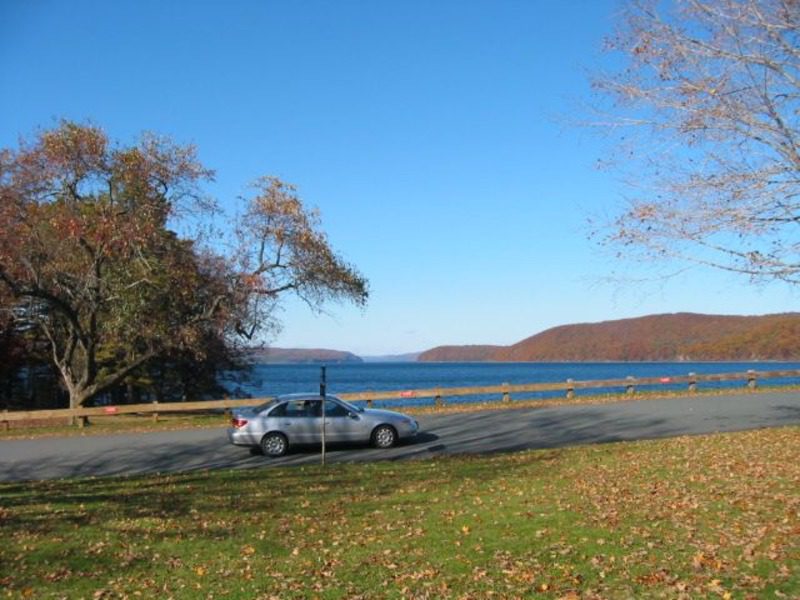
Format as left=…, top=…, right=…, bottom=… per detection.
left=231, top=177, right=368, bottom=340
left=591, top=0, right=800, bottom=284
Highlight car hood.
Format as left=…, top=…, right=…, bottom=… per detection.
left=362, top=408, right=413, bottom=421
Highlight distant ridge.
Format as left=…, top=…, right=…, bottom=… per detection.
left=416, top=345, right=504, bottom=362
left=418, top=313, right=800, bottom=362
left=248, top=347, right=363, bottom=364
left=361, top=352, right=421, bottom=363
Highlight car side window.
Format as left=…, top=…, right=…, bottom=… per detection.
left=267, top=403, right=287, bottom=417
left=324, top=400, right=349, bottom=417
left=304, top=400, right=322, bottom=417
left=269, top=400, right=318, bottom=418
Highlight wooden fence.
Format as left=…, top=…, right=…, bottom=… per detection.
left=338, top=368, right=799, bottom=407
left=2, top=368, right=800, bottom=429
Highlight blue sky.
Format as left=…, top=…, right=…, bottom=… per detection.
left=2, top=0, right=797, bottom=355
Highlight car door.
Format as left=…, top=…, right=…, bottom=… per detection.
left=323, top=398, right=366, bottom=442
left=268, top=399, right=320, bottom=444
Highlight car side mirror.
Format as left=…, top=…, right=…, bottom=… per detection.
left=348, top=412, right=360, bottom=420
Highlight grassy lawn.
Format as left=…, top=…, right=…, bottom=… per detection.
left=1, top=427, right=798, bottom=598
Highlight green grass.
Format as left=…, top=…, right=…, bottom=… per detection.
left=1, top=427, right=798, bottom=598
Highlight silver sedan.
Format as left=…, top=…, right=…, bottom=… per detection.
left=227, top=393, right=420, bottom=457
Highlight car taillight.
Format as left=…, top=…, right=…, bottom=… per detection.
left=231, top=418, right=248, bottom=428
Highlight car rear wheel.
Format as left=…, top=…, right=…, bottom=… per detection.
left=372, top=425, right=397, bottom=449
left=261, top=432, right=288, bottom=457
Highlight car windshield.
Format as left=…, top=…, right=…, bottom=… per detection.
left=336, top=398, right=364, bottom=413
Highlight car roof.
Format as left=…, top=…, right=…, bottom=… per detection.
left=275, top=393, right=341, bottom=402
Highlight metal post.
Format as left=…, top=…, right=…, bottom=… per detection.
left=688, top=373, right=697, bottom=393
left=320, top=366, right=327, bottom=466
left=747, top=369, right=757, bottom=391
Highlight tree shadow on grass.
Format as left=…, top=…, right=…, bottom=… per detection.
left=0, top=405, right=680, bottom=524
left=0, top=438, right=561, bottom=542
left=4, top=396, right=800, bottom=595
left=0, top=402, right=695, bottom=491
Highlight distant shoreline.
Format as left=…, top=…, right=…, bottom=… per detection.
left=252, top=358, right=794, bottom=366
left=254, top=312, right=800, bottom=365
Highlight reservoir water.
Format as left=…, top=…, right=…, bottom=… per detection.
left=229, top=361, right=800, bottom=408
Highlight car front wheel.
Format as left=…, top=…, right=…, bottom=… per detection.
left=372, top=425, right=397, bottom=449
left=261, top=432, right=288, bottom=457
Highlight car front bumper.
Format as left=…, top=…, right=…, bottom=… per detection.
left=397, top=419, right=420, bottom=440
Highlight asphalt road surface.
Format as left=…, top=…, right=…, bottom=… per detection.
left=2, top=390, right=799, bottom=482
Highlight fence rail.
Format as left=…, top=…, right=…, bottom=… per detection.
left=3, top=368, right=800, bottom=428
left=338, top=369, right=799, bottom=406
left=0, top=398, right=258, bottom=425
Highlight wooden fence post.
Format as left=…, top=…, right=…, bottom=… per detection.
left=747, top=370, right=757, bottom=391
left=626, top=376, right=636, bottom=395
left=502, top=382, right=510, bottom=403
left=566, top=379, right=575, bottom=400
left=2, top=409, right=8, bottom=432
left=152, top=399, right=159, bottom=422
left=688, top=373, right=697, bottom=393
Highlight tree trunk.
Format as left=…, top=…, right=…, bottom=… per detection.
left=68, top=389, right=90, bottom=428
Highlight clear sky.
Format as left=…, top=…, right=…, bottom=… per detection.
left=2, top=0, right=797, bottom=355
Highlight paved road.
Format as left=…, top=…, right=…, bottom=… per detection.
left=1, top=391, right=799, bottom=482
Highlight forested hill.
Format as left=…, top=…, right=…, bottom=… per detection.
left=415, top=345, right=505, bottom=362
left=418, top=313, right=800, bottom=362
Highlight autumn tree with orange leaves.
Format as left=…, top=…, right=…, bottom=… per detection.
left=0, top=122, right=368, bottom=411
left=592, top=0, right=800, bottom=284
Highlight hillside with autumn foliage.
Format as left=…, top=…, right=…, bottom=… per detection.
left=414, top=345, right=504, bottom=362
left=418, top=313, right=800, bottom=362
